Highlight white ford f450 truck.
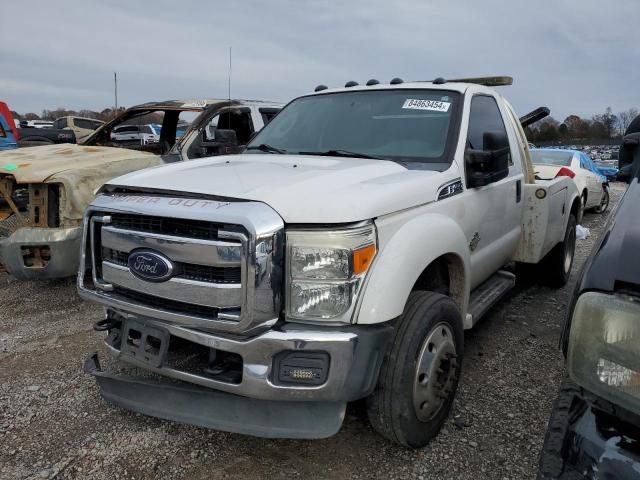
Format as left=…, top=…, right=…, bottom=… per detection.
left=80, top=76, right=580, bottom=448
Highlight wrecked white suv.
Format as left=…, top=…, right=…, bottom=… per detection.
left=80, top=77, right=579, bottom=448
left=0, top=99, right=281, bottom=279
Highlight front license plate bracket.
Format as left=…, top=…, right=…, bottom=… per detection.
left=120, top=320, right=170, bottom=368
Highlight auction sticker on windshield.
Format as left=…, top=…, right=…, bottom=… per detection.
left=402, top=99, right=451, bottom=112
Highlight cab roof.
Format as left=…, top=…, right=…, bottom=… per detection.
left=127, top=98, right=282, bottom=111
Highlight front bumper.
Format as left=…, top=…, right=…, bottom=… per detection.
left=86, top=316, right=392, bottom=438
left=540, top=386, right=640, bottom=479
left=0, top=226, right=82, bottom=279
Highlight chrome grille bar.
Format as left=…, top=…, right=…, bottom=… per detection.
left=101, top=226, right=242, bottom=267
left=102, top=262, right=242, bottom=308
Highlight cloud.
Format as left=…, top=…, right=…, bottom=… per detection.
left=1, top=0, right=639, bottom=120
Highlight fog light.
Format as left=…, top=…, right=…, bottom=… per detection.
left=274, top=351, right=330, bottom=386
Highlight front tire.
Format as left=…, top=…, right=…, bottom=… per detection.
left=537, top=378, right=581, bottom=480
left=366, top=291, right=463, bottom=448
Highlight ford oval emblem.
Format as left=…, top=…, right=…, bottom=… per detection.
left=127, top=249, right=174, bottom=283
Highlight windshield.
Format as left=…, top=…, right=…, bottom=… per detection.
left=530, top=150, right=574, bottom=167
left=246, top=89, right=460, bottom=165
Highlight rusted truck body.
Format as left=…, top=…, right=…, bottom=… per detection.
left=0, top=98, right=282, bottom=279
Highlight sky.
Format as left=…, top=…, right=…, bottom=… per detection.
left=2, top=0, right=639, bottom=121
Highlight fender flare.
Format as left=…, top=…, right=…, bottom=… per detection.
left=355, top=213, right=471, bottom=325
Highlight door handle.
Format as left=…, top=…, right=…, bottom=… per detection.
left=516, top=179, right=522, bottom=203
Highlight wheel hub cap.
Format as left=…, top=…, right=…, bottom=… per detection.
left=413, top=323, right=458, bottom=422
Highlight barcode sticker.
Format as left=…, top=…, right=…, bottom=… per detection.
left=402, top=99, right=451, bottom=112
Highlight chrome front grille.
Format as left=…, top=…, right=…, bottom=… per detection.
left=78, top=193, right=284, bottom=335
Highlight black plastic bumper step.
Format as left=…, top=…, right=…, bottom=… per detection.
left=84, top=352, right=346, bottom=439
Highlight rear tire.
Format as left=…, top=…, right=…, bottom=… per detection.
left=366, top=291, right=463, bottom=448
left=578, top=192, right=587, bottom=223
left=593, top=186, right=609, bottom=214
left=542, top=214, right=577, bottom=288
left=18, top=137, right=54, bottom=148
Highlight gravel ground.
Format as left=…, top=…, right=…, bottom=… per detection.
left=0, top=183, right=625, bottom=480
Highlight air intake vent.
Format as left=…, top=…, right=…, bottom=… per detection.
left=110, top=213, right=222, bottom=240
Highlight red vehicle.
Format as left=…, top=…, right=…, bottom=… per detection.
left=0, top=101, right=20, bottom=142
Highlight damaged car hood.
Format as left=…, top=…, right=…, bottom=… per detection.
left=104, top=154, right=447, bottom=223
left=0, top=144, right=164, bottom=222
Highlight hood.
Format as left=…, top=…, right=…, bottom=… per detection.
left=580, top=178, right=640, bottom=294
left=106, top=154, right=452, bottom=223
left=0, top=144, right=164, bottom=222
left=0, top=144, right=157, bottom=183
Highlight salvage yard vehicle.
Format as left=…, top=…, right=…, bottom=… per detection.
left=0, top=103, right=19, bottom=151
left=0, top=98, right=282, bottom=279
left=110, top=124, right=160, bottom=144
left=80, top=76, right=580, bottom=448
left=52, top=116, right=105, bottom=143
left=16, top=124, right=76, bottom=147
left=531, top=148, right=609, bottom=217
left=537, top=119, right=640, bottom=479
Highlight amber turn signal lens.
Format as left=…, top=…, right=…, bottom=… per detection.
left=352, top=244, right=376, bottom=275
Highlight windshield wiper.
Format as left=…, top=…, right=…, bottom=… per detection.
left=246, top=143, right=288, bottom=154
left=298, top=149, right=387, bottom=160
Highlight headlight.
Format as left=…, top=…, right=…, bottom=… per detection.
left=568, top=292, right=640, bottom=414
left=286, top=224, right=376, bottom=322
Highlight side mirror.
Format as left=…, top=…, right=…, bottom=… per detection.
left=199, top=129, right=240, bottom=156
left=214, top=128, right=238, bottom=146
left=465, top=131, right=510, bottom=188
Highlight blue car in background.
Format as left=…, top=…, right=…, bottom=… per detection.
left=0, top=112, right=18, bottom=150
left=595, top=164, right=619, bottom=181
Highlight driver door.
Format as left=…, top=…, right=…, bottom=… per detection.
left=464, top=95, right=523, bottom=289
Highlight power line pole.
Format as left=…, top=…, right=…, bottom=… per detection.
left=114, top=72, right=118, bottom=119
left=228, top=47, right=232, bottom=101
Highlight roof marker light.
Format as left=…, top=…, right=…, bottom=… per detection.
left=366, top=79, right=380, bottom=86
left=390, top=77, right=404, bottom=85
left=344, top=81, right=359, bottom=88
left=314, top=85, right=328, bottom=92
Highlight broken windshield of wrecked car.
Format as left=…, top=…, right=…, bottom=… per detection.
left=245, top=89, right=460, bottom=164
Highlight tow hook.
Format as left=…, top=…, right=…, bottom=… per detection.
left=93, top=312, right=122, bottom=331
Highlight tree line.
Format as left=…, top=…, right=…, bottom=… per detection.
left=524, top=107, right=639, bottom=142
left=11, top=107, right=127, bottom=122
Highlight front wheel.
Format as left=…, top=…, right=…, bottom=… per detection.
left=366, top=291, right=463, bottom=448
left=593, top=186, right=610, bottom=214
